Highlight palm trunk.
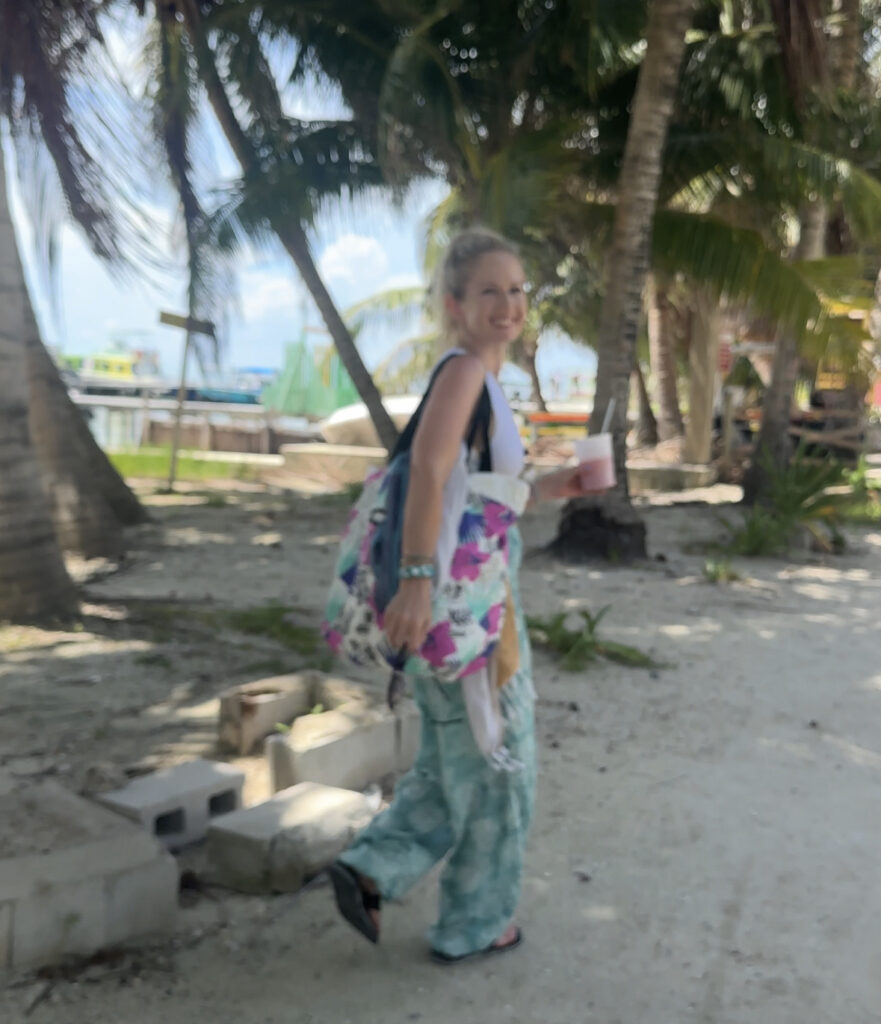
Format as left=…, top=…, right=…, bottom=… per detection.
left=743, top=201, right=826, bottom=503
left=178, top=0, right=398, bottom=453
left=0, top=148, right=77, bottom=620
left=633, top=362, right=659, bottom=446
left=553, top=0, right=696, bottom=561
left=509, top=332, right=547, bottom=411
left=647, top=275, right=684, bottom=440
left=25, top=291, right=124, bottom=557
left=683, top=293, right=720, bottom=464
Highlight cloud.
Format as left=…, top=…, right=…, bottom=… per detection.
left=240, top=271, right=302, bottom=320
left=318, top=234, right=389, bottom=291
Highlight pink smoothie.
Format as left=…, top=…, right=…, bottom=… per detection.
left=574, top=434, right=616, bottom=490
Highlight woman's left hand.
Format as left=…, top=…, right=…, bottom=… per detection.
left=533, top=466, right=611, bottom=502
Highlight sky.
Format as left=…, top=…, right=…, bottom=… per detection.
left=5, top=17, right=597, bottom=396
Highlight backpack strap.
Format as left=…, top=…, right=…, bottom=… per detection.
left=390, top=354, right=493, bottom=471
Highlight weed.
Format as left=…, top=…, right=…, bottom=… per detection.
left=722, top=446, right=854, bottom=556
left=703, top=559, right=741, bottom=584
left=528, top=608, right=659, bottom=672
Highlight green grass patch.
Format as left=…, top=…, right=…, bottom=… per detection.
left=108, top=447, right=262, bottom=482
left=240, top=656, right=291, bottom=677
left=222, top=603, right=322, bottom=654
left=528, top=608, right=660, bottom=672
left=135, top=651, right=173, bottom=669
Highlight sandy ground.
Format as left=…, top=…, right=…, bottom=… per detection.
left=2, top=478, right=881, bottom=1023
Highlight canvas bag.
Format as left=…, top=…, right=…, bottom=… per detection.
left=322, top=359, right=528, bottom=681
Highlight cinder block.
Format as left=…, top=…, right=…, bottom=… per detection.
left=0, top=780, right=177, bottom=971
left=267, top=699, right=421, bottom=794
left=206, top=782, right=375, bottom=893
left=103, top=857, right=178, bottom=948
left=14, top=878, right=105, bottom=969
left=97, top=759, right=245, bottom=850
left=218, top=671, right=370, bottom=755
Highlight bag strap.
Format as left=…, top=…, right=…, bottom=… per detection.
left=390, top=354, right=493, bottom=472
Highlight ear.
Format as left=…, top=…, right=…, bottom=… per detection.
left=443, top=293, right=462, bottom=324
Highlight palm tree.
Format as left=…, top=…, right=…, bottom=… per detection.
left=1, top=0, right=147, bottom=573
left=553, top=0, right=698, bottom=559
left=165, top=0, right=399, bottom=452
left=0, top=148, right=77, bottom=618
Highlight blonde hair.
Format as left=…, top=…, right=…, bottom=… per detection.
left=432, top=227, right=520, bottom=347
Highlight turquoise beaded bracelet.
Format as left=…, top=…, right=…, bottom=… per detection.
left=398, top=562, right=435, bottom=580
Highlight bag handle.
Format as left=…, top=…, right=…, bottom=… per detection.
left=390, top=354, right=493, bottom=471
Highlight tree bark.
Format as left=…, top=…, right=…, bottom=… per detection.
left=0, top=147, right=77, bottom=620
left=509, top=331, right=547, bottom=411
left=742, top=201, right=826, bottom=502
left=179, top=0, right=399, bottom=453
left=647, top=275, right=684, bottom=440
left=633, top=362, right=659, bottom=447
left=552, top=0, right=696, bottom=561
left=684, top=294, right=720, bottom=464
left=24, top=291, right=124, bottom=558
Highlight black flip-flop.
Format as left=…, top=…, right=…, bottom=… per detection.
left=430, top=927, right=523, bottom=965
left=328, top=862, right=381, bottom=945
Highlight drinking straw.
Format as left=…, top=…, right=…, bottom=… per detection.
left=601, top=398, right=616, bottom=434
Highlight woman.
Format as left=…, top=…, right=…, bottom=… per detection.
left=329, top=227, right=606, bottom=964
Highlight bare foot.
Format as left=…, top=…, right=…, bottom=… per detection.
left=491, top=923, right=520, bottom=950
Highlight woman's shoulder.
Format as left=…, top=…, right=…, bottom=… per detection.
left=431, top=349, right=486, bottom=391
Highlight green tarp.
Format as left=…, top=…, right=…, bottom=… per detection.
left=261, top=341, right=359, bottom=418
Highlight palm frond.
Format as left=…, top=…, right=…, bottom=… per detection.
left=344, top=285, right=426, bottom=335
left=0, top=1, right=160, bottom=277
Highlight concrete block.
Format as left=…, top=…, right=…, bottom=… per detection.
left=14, top=878, right=105, bottom=969
left=218, top=671, right=370, bottom=755
left=206, top=782, right=375, bottom=893
left=267, top=698, right=421, bottom=794
left=0, top=780, right=176, bottom=971
left=103, top=856, right=179, bottom=948
left=626, top=461, right=717, bottom=495
left=97, top=759, right=245, bottom=850
left=279, top=443, right=387, bottom=485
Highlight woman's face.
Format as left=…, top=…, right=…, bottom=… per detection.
left=448, top=251, right=527, bottom=348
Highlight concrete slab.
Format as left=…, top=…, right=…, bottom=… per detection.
left=266, top=699, right=421, bottom=794
left=218, top=671, right=369, bottom=755
left=97, top=759, right=245, bottom=850
left=279, top=443, right=387, bottom=486
left=0, top=780, right=176, bottom=971
left=205, top=782, right=376, bottom=893
left=627, top=461, right=717, bottom=495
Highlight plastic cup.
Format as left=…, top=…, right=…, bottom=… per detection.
left=574, top=434, right=616, bottom=491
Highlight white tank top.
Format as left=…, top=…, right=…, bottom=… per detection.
left=443, top=349, right=525, bottom=477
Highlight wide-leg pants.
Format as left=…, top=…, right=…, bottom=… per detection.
left=339, top=670, right=536, bottom=958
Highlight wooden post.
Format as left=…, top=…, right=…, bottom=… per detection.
left=167, top=331, right=193, bottom=491
left=159, top=311, right=215, bottom=491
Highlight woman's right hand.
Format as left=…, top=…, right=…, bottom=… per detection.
left=383, top=578, right=433, bottom=655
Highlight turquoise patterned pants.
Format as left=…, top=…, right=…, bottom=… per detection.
left=338, top=672, right=536, bottom=957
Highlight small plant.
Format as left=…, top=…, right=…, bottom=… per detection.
left=703, top=559, right=741, bottom=583
left=723, top=445, right=853, bottom=556
left=528, top=608, right=660, bottom=672
left=310, top=703, right=325, bottom=714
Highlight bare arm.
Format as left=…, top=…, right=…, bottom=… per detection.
left=383, top=354, right=486, bottom=653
